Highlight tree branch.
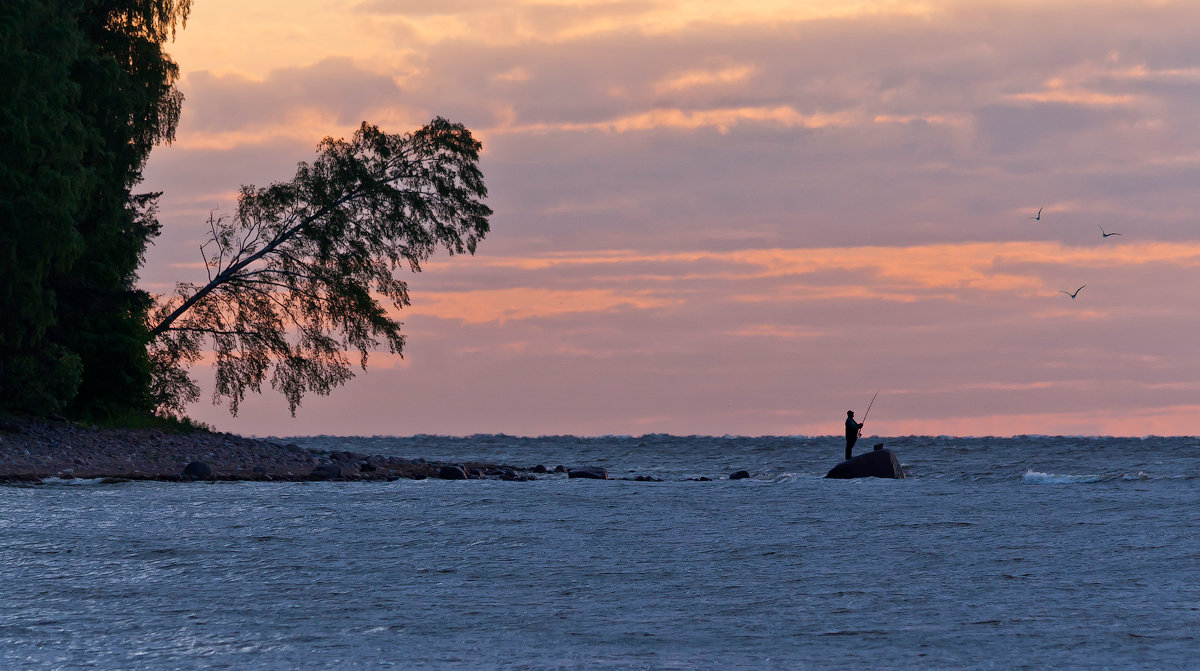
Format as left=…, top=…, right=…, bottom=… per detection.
left=149, top=188, right=363, bottom=337
left=162, top=326, right=261, bottom=337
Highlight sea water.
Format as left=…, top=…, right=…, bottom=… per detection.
left=1, top=435, right=1197, bottom=669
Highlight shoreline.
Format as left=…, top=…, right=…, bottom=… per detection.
left=0, top=417, right=544, bottom=484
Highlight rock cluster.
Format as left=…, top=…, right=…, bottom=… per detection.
left=0, top=417, right=800, bottom=484
left=0, top=418, right=539, bottom=483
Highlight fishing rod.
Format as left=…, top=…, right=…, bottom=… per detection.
left=861, top=390, right=880, bottom=424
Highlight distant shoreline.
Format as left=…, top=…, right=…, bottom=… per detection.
left=0, top=418, right=538, bottom=484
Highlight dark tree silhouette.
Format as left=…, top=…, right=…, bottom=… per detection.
left=149, top=119, right=491, bottom=416
left=1, top=0, right=190, bottom=417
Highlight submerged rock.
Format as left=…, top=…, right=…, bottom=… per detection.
left=567, top=467, right=608, bottom=480
left=438, top=464, right=469, bottom=480
left=183, top=461, right=213, bottom=479
left=729, top=470, right=751, bottom=480
left=309, top=463, right=346, bottom=480
left=824, top=447, right=904, bottom=479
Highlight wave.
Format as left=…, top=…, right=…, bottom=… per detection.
left=36, top=477, right=113, bottom=486
left=1022, top=470, right=1105, bottom=484
left=1022, top=470, right=1161, bottom=484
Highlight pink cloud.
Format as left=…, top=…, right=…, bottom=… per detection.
left=141, top=0, right=1200, bottom=436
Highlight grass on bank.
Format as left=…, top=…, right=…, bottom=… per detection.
left=92, top=412, right=215, bottom=434
left=0, top=411, right=215, bottom=435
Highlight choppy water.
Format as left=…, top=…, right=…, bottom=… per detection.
left=2, top=435, right=1198, bottom=669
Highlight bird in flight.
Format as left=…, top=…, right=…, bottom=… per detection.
left=1060, top=285, right=1086, bottom=299
left=1028, top=206, right=1043, bottom=221
left=1098, top=224, right=1121, bottom=238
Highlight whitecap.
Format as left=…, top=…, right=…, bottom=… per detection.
left=1022, top=470, right=1103, bottom=484
left=37, top=477, right=110, bottom=486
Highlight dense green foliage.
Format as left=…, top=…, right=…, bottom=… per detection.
left=3, top=2, right=488, bottom=421
left=0, top=0, right=189, bottom=417
left=150, top=120, right=492, bottom=416
left=0, top=0, right=89, bottom=414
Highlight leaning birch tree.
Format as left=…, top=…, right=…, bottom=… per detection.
left=148, top=118, right=491, bottom=416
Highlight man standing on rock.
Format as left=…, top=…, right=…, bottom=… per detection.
left=844, top=410, right=864, bottom=461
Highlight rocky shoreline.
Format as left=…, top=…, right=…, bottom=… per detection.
left=0, top=417, right=558, bottom=484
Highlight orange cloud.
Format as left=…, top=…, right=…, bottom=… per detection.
left=653, top=65, right=757, bottom=94
left=153, top=240, right=1200, bottom=333
left=406, top=287, right=678, bottom=324
left=498, top=106, right=856, bottom=135
left=725, top=324, right=831, bottom=339
left=172, top=107, right=358, bottom=151
left=493, top=66, right=532, bottom=82
left=364, top=352, right=412, bottom=370
left=418, top=241, right=1200, bottom=317
left=384, top=1, right=939, bottom=45
left=873, top=113, right=971, bottom=128
left=1109, top=64, right=1200, bottom=81
left=1010, top=88, right=1135, bottom=106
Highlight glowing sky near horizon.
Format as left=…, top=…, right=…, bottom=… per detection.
left=141, top=0, right=1200, bottom=437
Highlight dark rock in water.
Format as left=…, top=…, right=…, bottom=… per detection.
left=438, top=464, right=469, bottom=480
left=532, top=464, right=548, bottom=473
left=729, top=470, right=751, bottom=480
left=825, top=448, right=904, bottom=479
left=183, top=461, right=212, bottom=479
left=568, top=467, right=608, bottom=480
left=553, top=465, right=567, bottom=473
left=309, top=463, right=346, bottom=480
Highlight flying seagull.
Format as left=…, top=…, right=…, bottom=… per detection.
left=1028, top=206, right=1043, bottom=221
left=1098, top=224, right=1121, bottom=238
left=1060, top=285, right=1086, bottom=299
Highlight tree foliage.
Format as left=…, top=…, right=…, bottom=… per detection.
left=48, top=0, right=191, bottom=418
left=1, top=0, right=190, bottom=418
left=0, top=0, right=90, bottom=413
left=149, top=119, right=492, bottom=416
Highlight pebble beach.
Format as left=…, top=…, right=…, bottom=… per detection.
left=0, top=417, right=534, bottom=483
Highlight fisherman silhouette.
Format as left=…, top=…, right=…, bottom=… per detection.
left=845, top=410, right=864, bottom=461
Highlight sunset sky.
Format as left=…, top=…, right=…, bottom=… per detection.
left=140, top=0, right=1200, bottom=437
